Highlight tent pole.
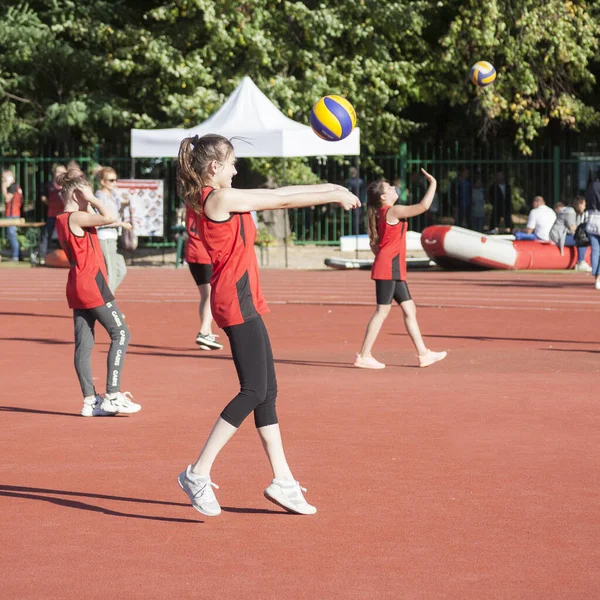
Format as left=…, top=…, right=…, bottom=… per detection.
left=355, top=156, right=360, bottom=259
left=130, top=157, right=135, bottom=179
left=282, top=158, right=288, bottom=268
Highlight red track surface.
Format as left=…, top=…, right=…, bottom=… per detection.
left=1, top=267, right=599, bottom=599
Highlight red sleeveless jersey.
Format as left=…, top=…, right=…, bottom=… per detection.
left=371, top=206, right=408, bottom=280
left=55, top=212, right=114, bottom=310
left=185, top=206, right=210, bottom=264
left=192, top=187, right=268, bottom=328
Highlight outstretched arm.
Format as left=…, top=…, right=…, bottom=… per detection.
left=206, top=185, right=360, bottom=220
left=387, top=169, right=437, bottom=221
left=245, top=183, right=345, bottom=197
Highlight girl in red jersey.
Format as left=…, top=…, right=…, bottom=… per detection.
left=55, top=168, right=141, bottom=417
left=185, top=205, right=222, bottom=350
left=354, top=171, right=447, bottom=369
left=176, top=134, right=359, bottom=517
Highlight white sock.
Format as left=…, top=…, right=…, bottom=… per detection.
left=275, top=475, right=294, bottom=483
left=187, top=466, right=209, bottom=482
left=105, top=392, right=118, bottom=400
left=83, top=395, right=96, bottom=404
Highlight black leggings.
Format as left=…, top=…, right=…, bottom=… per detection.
left=221, top=316, right=278, bottom=429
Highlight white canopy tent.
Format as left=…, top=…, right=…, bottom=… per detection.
left=130, top=76, right=361, bottom=266
left=130, top=76, right=360, bottom=158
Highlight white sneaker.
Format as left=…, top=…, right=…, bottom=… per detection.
left=195, top=332, right=223, bottom=350
left=264, top=478, right=317, bottom=515
left=178, top=467, right=221, bottom=516
left=418, top=349, right=447, bottom=368
left=575, top=261, right=592, bottom=272
left=595, top=279, right=600, bottom=290
left=354, top=354, right=386, bottom=369
left=81, top=395, right=117, bottom=417
left=102, top=391, right=141, bottom=414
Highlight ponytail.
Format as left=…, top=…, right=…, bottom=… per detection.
left=366, top=179, right=387, bottom=251
left=177, top=134, right=234, bottom=214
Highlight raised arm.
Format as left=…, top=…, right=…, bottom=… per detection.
left=386, top=169, right=437, bottom=221
left=205, top=185, right=360, bottom=220
left=69, top=186, right=117, bottom=231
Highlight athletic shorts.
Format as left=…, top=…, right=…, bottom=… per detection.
left=188, top=262, right=212, bottom=286
left=375, top=280, right=411, bottom=305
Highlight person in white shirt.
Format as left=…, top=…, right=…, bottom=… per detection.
left=514, top=196, right=556, bottom=241
left=94, top=167, right=132, bottom=292
left=549, top=196, right=591, bottom=271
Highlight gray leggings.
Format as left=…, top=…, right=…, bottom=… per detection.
left=74, top=301, right=130, bottom=397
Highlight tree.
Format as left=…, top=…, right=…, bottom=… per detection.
left=0, top=0, right=599, bottom=159
left=436, top=0, right=600, bottom=154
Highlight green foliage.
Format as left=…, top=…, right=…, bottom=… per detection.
left=0, top=0, right=599, bottom=160
left=247, top=158, right=323, bottom=186
left=439, top=0, right=600, bottom=154
left=254, top=226, right=278, bottom=247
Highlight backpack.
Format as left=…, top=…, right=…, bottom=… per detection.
left=121, top=206, right=138, bottom=251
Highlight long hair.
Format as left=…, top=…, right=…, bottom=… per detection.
left=177, top=134, right=234, bottom=214
left=366, top=179, right=387, bottom=250
left=55, top=168, right=88, bottom=205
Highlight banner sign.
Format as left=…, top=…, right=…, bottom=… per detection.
left=115, top=179, right=164, bottom=237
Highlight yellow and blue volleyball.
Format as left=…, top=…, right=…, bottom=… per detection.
left=470, top=61, right=496, bottom=87
left=310, top=95, right=357, bottom=141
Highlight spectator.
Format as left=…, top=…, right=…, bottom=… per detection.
left=1, top=170, right=23, bottom=261
left=488, top=170, right=513, bottom=232
left=514, top=196, right=556, bottom=241
left=585, top=168, right=600, bottom=289
left=346, top=166, right=366, bottom=234
left=549, top=196, right=591, bottom=271
left=471, top=177, right=486, bottom=232
left=453, top=167, right=471, bottom=228
left=40, top=164, right=67, bottom=262
left=392, top=176, right=407, bottom=205
left=94, top=166, right=132, bottom=293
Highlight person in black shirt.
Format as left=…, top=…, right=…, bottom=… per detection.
left=488, top=171, right=513, bottom=232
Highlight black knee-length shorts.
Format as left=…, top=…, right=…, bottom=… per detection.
left=189, top=262, right=212, bottom=286
left=375, top=280, right=412, bottom=305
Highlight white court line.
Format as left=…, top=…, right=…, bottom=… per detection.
left=1, top=296, right=599, bottom=312
left=1, top=290, right=595, bottom=306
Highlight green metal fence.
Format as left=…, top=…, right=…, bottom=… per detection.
left=0, top=152, right=180, bottom=252
left=3, top=138, right=600, bottom=252
left=397, top=139, right=600, bottom=232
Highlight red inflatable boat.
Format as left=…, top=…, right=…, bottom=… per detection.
left=421, top=225, right=591, bottom=270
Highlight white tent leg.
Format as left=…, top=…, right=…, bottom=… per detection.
left=283, top=158, right=288, bottom=268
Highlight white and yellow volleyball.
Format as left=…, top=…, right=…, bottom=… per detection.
left=470, top=61, right=497, bottom=87
left=310, top=95, right=357, bottom=141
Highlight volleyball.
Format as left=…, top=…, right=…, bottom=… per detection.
left=470, top=61, right=496, bottom=87
left=310, top=95, right=357, bottom=141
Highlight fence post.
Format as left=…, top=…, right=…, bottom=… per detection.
left=400, top=142, right=407, bottom=203
left=553, top=145, right=560, bottom=205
